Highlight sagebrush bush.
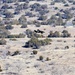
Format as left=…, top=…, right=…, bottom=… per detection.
left=0, top=39, right=6, bottom=45
left=7, top=33, right=25, bottom=38
left=5, top=25, right=13, bottom=30
left=24, top=37, right=52, bottom=49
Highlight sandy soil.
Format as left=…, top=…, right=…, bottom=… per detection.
left=0, top=37, right=75, bottom=75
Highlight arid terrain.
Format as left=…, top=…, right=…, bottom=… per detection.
left=0, top=0, right=75, bottom=75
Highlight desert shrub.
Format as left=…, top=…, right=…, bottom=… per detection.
left=64, top=4, right=69, bottom=7
left=5, top=25, right=13, bottom=30
left=0, top=21, right=4, bottom=26
left=35, top=24, right=41, bottom=27
left=26, top=29, right=43, bottom=38
left=6, top=51, right=11, bottom=55
left=7, top=33, right=25, bottom=38
left=25, top=29, right=32, bottom=38
left=0, top=39, right=6, bottom=45
left=63, top=9, right=73, bottom=20
left=18, top=15, right=27, bottom=25
left=39, top=56, right=43, bottom=61
left=47, top=15, right=57, bottom=25
left=38, top=15, right=47, bottom=20
left=24, top=37, right=41, bottom=49
left=72, top=19, right=75, bottom=25
left=15, top=4, right=23, bottom=11
left=21, top=24, right=27, bottom=28
left=25, top=12, right=35, bottom=17
left=0, top=66, right=2, bottom=72
left=54, top=7, right=58, bottom=10
left=48, top=31, right=61, bottom=37
left=23, top=3, right=29, bottom=9
left=1, top=4, right=9, bottom=9
left=2, top=18, right=11, bottom=25
left=48, top=30, right=71, bottom=37
left=39, top=10, right=49, bottom=15
left=46, top=57, right=50, bottom=61
left=0, top=26, right=10, bottom=38
left=3, top=11, right=14, bottom=18
left=19, top=33, right=25, bottom=38
left=48, top=31, right=53, bottom=37
left=7, top=35, right=18, bottom=38
left=0, top=29, right=10, bottom=38
left=41, top=4, right=47, bottom=9
left=73, top=1, right=75, bottom=4
left=3, top=0, right=16, bottom=3
left=62, top=30, right=71, bottom=37
left=33, top=50, right=38, bottom=54
left=33, top=20, right=41, bottom=25
left=24, top=37, right=52, bottom=49
left=65, top=46, right=69, bottom=49
left=41, top=21, right=47, bottom=25
left=11, top=51, right=20, bottom=56
left=9, top=38, right=17, bottom=41
left=40, top=38, right=52, bottom=46
left=30, top=3, right=41, bottom=10
left=55, top=17, right=64, bottom=25
left=53, top=31, right=60, bottom=37
left=14, top=9, right=20, bottom=15
left=1, top=4, right=13, bottom=9
left=11, top=19, right=19, bottom=25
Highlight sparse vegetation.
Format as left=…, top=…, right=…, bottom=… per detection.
left=0, top=0, right=75, bottom=75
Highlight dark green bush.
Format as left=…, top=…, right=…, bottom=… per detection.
left=33, top=50, right=38, bottom=54
left=46, top=57, right=50, bottom=61
left=0, top=66, right=2, bottom=72
left=39, top=56, right=43, bottom=61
